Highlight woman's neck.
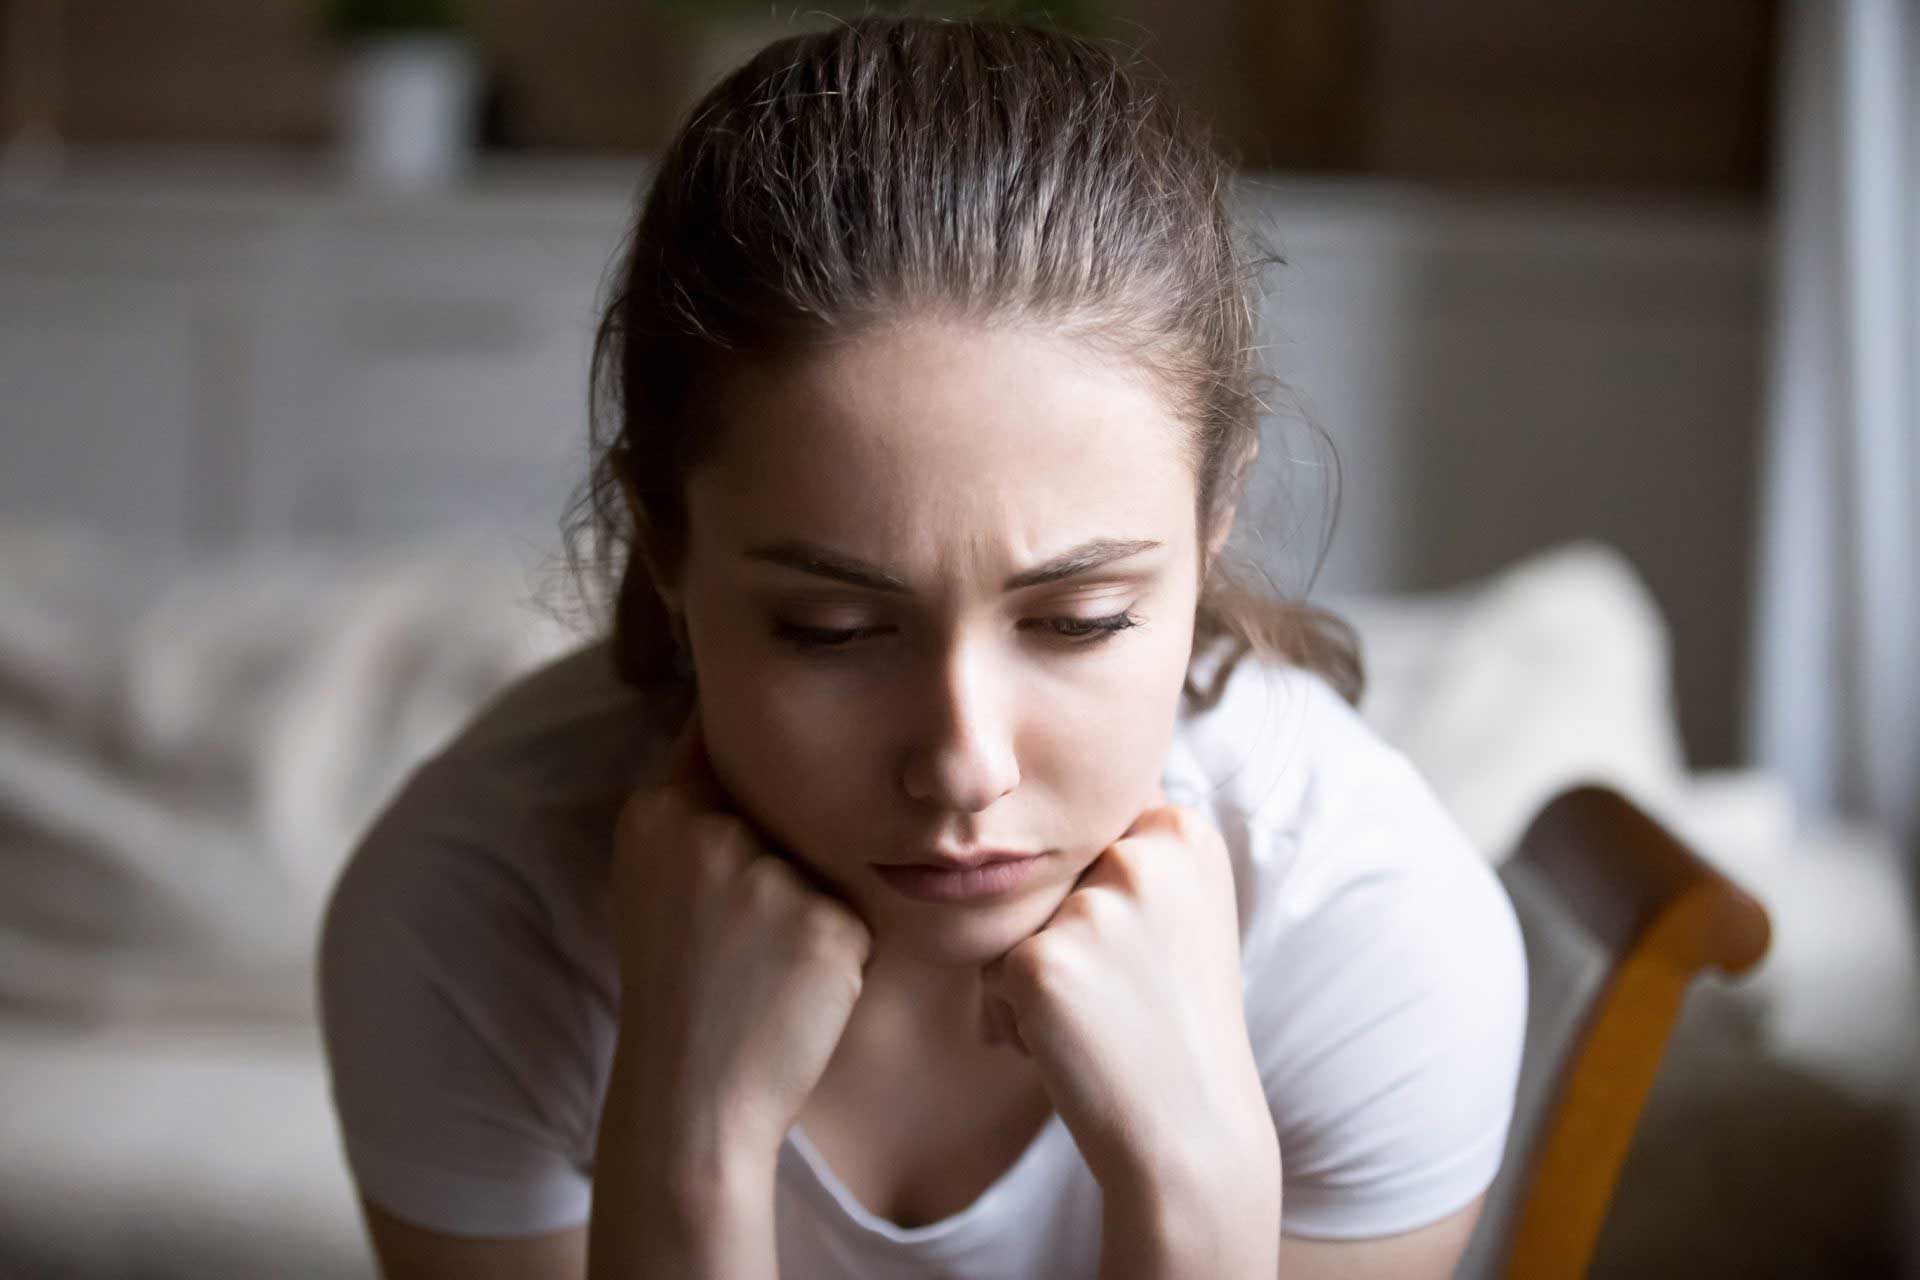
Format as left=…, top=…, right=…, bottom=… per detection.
left=836, top=941, right=994, bottom=1062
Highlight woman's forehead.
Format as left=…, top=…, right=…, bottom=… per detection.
left=684, top=323, right=1197, bottom=574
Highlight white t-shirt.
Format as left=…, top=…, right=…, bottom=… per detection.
left=317, top=635, right=1527, bottom=1274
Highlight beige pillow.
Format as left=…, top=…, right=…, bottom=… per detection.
left=0, top=525, right=578, bottom=1024
left=1323, top=540, right=1693, bottom=863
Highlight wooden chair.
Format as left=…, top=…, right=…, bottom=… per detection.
left=1455, top=784, right=1773, bottom=1279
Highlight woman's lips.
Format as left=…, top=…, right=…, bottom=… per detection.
left=872, top=853, right=1047, bottom=903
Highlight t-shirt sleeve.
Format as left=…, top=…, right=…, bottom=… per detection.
left=1244, top=760, right=1529, bottom=1241
left=316, top=793, right=602, bottom=1238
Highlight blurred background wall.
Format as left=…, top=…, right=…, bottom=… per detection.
left=14, top=0, right=1774, bottom=187
left=0, top=0, right=1780, bottom=771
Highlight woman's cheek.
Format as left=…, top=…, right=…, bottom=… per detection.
left=1037, top=690, right=1173, bottom=832
left=722, top=673, right=877, bottom=840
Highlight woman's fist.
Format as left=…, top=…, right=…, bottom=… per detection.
left=605, top=704, right=874, bottom=1163
left=977, top=796, right=1273, bottom=1204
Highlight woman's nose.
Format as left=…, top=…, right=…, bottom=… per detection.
left=899, top=642, right=1020, bottom=813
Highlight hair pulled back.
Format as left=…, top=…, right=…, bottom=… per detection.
left=562, top=13, right=1363, bottom=709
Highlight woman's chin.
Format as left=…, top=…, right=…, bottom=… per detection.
left=864, top=882, right=1069, bottom=966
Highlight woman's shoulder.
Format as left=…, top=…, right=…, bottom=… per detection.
left=324, top=638, right=678, bottom=979
left=428, top=636, right=680, bottom=782
left=1166, top=638, right=1431, bottom=849
left=377, top=636, right=681, bottom=834
left=1184, top=651, right=1529, bottom=1238
left=1167, top=639, right=1514, bottom=959
left=316, top=650, right=624, bottom=1235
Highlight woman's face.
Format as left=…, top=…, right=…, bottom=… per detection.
left=663, top=319, right=1202, bottom=966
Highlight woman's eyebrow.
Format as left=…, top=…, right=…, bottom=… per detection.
left=743, top=537, right=1163, bottom=594
left=1003, top=537, right=1163, bottom=589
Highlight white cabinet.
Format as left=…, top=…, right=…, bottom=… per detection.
left=0, top=159, right=639, bottom=560
left=0, top=273, right=206, bottom=548
left=236, top=213, right=624, bottom=548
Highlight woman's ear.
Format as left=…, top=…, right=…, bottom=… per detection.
left=618, top=474, right=648, bottom=539
left=620, top=475, right=687, bottom=619
left=1204, top=504, right=1238, bottom=566
left=1202, top=432, right=1258, bottom=568
left=642, top=542, right=686, bottom=622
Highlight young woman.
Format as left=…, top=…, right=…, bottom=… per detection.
left=318, top=15, right=1527, bottom=1279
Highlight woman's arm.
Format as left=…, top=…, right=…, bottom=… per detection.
left=980, top=801, right=1282, bottom=1279
left=587, top=1022, right=781, bottom=1280
left=588, top=707, right=872, bottom=1278
left=358, top=1199, right=587, bottom=1280
left=1277, top=1193, right=1486, bottom=1280
left=1097, top=1135, right=1283, bottom=1280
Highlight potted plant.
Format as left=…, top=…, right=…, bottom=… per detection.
left=321, top=0, right=483, bottom=192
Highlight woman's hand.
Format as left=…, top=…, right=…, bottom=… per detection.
left=604, top=703, right=874, bottom=1169
left=977, top=794, right=1281, bottom=1274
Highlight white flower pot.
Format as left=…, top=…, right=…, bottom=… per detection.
left=337, top=33, right=481, bottom=193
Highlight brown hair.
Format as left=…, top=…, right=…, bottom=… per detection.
left=560, top=13, right=1363, bottom=710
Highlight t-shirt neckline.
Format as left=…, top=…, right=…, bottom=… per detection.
left=781, top=1109, right=1070, bottom=1248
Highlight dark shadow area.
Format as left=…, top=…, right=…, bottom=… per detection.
left=1383, top=237, right=1767, bottom=769
left=1591, top=980, right=1914, bottom=1278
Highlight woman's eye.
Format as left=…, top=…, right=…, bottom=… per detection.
left=772, top=610, right=1142, bottom=655
left=1025, top=610, right=1143, bottom=645
left=774, top=622, right=889, bottom=652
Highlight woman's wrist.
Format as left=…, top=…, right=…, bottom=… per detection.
left=590, top=1152, right=778, bottom=1280
left=604, top=1013, right=789, bottom=1170
left=1104, top=1047, right=1279, bottom=1201
left=590, top=1025, right=782, bottom=1279
left=1098, top=1144, right=1281, bottom=1280
left=641, top=1137, right=779, bottom=1227
left=590, top=1139, right=778, bottom=1279
left=1095, top=1089, right=1282, bottom=1280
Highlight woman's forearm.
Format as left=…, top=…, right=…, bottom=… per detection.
left=588, top=1026, right=780, bottom=1280
left=1097, top=1129, right=1282, bottom=1280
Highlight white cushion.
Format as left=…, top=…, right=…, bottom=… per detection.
left=0, top=522, right=577, bottom=1023
left=1324, top=539, right=1693, bottom=863
left=0, top=1018, right=374, bottom=1277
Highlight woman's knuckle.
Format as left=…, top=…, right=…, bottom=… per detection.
left=614, top=788, right=667, bottom=846
left=708, top=814, right=763, bottom=863
left=796, top=896, right=835, bottom=934
left=685, top=810, right=737, bottom=849
left=1110, top=848, right=1152, bottom=893
left=1088, top=883, right=1134, bottom=926
left=800, top=899, right=860, bottom=952
left=739, top=852, right=790, bottom=902
left=1006, top=936, right=1057, bottom=991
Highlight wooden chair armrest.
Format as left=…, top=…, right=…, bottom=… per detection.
left=1501, top=784, right=1772, bottom=1279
